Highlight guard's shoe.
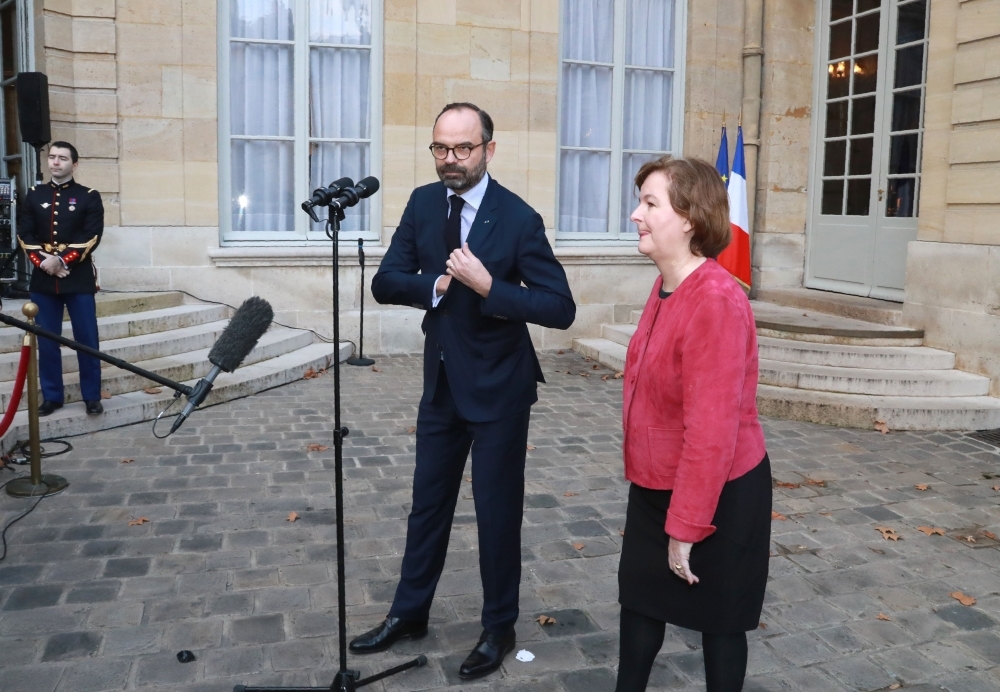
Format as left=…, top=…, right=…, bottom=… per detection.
left=348, top=616, right=428, bottom=654
left=459, top=628, right=515, bottom=680
left=39, top=401, right=63, bottom=417
left=85, top=400, right=104, bottom=415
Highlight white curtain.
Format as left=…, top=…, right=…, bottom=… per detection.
left=559, top=0, right=676, bottom=235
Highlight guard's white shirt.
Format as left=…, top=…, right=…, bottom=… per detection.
left=431, top=172, right=490, bottom=308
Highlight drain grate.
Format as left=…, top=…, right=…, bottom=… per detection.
left=968, top=429, right=1000, bottom=447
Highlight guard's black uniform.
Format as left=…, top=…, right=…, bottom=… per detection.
left=17, top=179, right=104, bottom=405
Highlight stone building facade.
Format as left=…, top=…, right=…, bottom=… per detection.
left=4, top=0, right=999, bottom=393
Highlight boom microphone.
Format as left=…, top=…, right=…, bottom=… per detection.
left=301, top=177, right=354, bottom=221
left=169, top=297, right=275, bottom=434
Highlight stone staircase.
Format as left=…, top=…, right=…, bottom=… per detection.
left=574, top=291, right=1000, bottom=431
left=0, top=292, right=349, bottom=452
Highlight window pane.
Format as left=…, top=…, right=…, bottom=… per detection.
left=310, top=0, right=371, bottom=44
left=894, top=45, right=924, bottom=88
left=852, top=54, right=878, bottom=94
left=623, top=70, right=672, bottom=150
left=846, top=178, right=871, bottom=215
left=620, top=152, right=659, bottom=234
left=821, top=179, right=844, bottom=215
left=854, top=11, right=880, bottom=54
left=560, top=64, right=612, bottom=148
left=310, top=47, right=370, bottom=138
left=829, top=21, right=852, bottom=60
left=231, top=140, right=295, bottom=232
left=231, top=43, right=294, bottom=136
left=891, top=89, right=922, bottom=131
left=897, top=0, right=926, bottom=44
left=561, top=0, right=614, bottom=62
left=827, top=61, right=850, bottom=99
left=850, top=96, right=875, bottom=134
left=889, top=134, right=919, bottom=174
left=559, top=150, right=610, bottom=233
left=857, top=0, right=879, bottom=12
left=824, top=140, right=847, bottom=176
left=232, top=0, right=294, bottom=40
left=309, top=142, right=370, bottom=232
left=848, top=137, right=873, bottom=175
left=886, top=177, right=916, bottom=217
left=830, top=0, right=852, bottom=22
left=626, top=0, right=674, bottom=68
left=826, top=100, right=849, bottom=137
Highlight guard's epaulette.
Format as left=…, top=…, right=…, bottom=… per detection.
left=88, top=189, right=95, bottom=193
left=29, top=185, right=35, bottom=191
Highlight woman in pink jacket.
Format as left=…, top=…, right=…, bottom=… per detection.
left=614, top=156, right=770, bottom=692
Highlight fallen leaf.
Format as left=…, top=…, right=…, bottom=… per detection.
left=915, top=484, right=930, bottom=491
left=536, top=615, right=556, bottom=625
left=889, top=685, right=901, bottom=691
left=128, top=517, right=150, bottom=526
left=371, top=366, right=380, bottom=372
left=143, top=386, right=162, bottom=394
left=917, top=526, right=946, bottom=536
left=526, top=444, right=535, bottom=451
left=287, top=512, right=299, bottom=522
left=950, top=591, right=977, bottom=606
left=100, top=390, right=112, bottom=399
left=992, top=485, right=1000, bottom=492
left=405, top=426, right=417, bottom=434
left=601, top=375, right=611, bottom=381
left=557, top=350, right=565, bottom=355
left=806, top=479, right=827, bottom=487
left=874, top=419, right=890, bottom=434
left=819, top=511, right=832, bottom=516
left=964, top=535, right=977, bottom=543
left=982, top=530, right=997, bottom=540
left=305, top=444, right=329, bottom=452
left=613, top=372, right=624, bottom=379
left=120, top=458, right=135, bottom=464
left=302, top=368, right=320, bottom=379
left=579, top=372, right=591, bottom=378
left=876, top=613, right=890, bottom=621
left=592, top=364, right=599, bottom=370
left=875, top=526, right=902, bottom=541
left=564, top=491, right=578, bottom=497
left=572, top=542, right=585, bottom=550
left=775, top=480, right=800, bottom=489
left=758, top=622, right=767, bottom=630
left=771, top=511, right=787, bottom=521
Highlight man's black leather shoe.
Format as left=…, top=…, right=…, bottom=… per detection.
left=39, top=401, right=63, bottom=417
left=348, top=616, right=428, bottom=654
left=459, top=628, right=515, bottom=680
left=85, top=400, right=104, bottom=415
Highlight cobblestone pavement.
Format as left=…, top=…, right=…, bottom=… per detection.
left=1, top=351, right=1000, bottom=692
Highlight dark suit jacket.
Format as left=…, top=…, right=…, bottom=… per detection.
left=372, top=178, right=576, bottom=422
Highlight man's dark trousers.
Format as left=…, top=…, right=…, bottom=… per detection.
left=388, top=366, right=530, bottom=634
left=31, top=292, right=102, bottom=403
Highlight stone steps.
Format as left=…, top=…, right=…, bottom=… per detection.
left=0, top=292, right=351, bottom=452
left=574, top=295, right=1000, bottom=430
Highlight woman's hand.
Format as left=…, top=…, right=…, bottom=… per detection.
left=668, top=537, right=699, bottom=585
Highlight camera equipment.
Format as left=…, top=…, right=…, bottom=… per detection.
left=301, top=176, right=354, bottom=221
left=237, top=176, right=426, bottom=692
left=300, top=176, right=380, bottom=222
left=0, top=179, right=20, bottom=286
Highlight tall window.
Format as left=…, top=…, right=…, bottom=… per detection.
left=557, top=0, right=685, bottom=241
left=220, top=0, right=382, bottom=241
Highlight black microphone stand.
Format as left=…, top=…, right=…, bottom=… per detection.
left=346, top=238, right=374, bottom=367
left=236, top=199, right=425, bottom=692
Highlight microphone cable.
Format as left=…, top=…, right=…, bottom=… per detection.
left=0, top=474, right=52, bottom=565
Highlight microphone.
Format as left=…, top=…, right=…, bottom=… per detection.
left=169, top=296, right=275, bottom=434
left=329, top=176, right=380, bottom=210
left=301, top=177, right=354, bottom=221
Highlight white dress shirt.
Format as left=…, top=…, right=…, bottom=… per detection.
left=431, top=172, right=491, bottom=307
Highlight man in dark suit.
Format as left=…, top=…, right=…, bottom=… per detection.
left=352, top=103, right=575, bottom=679
left=17, top=141, right=104, bottom=416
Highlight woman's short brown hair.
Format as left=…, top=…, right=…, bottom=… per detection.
left=634, top=156, right=731, bottom=259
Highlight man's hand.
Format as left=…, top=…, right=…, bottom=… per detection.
left=446, top=243, right=492, bottom=298
left=435, top=275, right=452, bottom=297
left=39, top=252, right=65, bottom=277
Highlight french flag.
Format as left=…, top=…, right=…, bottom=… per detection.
left=717, top=126, right=752, bottom=289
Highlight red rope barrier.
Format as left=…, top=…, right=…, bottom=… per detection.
left=0, top=344, right=31, bottom=438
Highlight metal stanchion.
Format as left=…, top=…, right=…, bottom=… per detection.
left=6, top=302, right=68, bottom=497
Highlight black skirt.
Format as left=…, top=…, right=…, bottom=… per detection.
left=618, top=455, right=771, bottom=633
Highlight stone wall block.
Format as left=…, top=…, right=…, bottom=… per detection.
left=386, top=0, right=417, bottom=22
left=949, top=125, right=1000, bottom=164
left=121, top=117, right=184, bottom=161
left=78, top=158, right=120, bottom=192
left=182, top=0, right=216, bottom=27
left=752, top=232, right=804, bottom=272
left=148, top=227, right=217, bottom=268
left=103, top=196, right=121, bottom=226
left=385, top=20, right=417, bottom=70
left=415, top=23, right=471, bottom=77
left=510, top=30, right=530, bottom=82
left=417, top=0, right=456, bottom=25
left=118, top=0, right=182, bottom=25
left=162, top=65, right=184, bottom=118
left=117, top=64, right=163, bottom=116
left=384, top=71, right=417, bottom=127
left=414, top=75, right=448, bottom=125
left=120, top=161, right=186, bottom=225
left=44, top=13, right=74, bottom=51
left=943, top=206, right=1000, bottom=246
left=118, top=23, right=182, bottom=65
left=183, top=118, right=219, bottom=163
left=169, top=267, right=254, bottom=305
left=183, top=162, right=220, bottom=226
left=183, top=66, right=218, bottom=119
left=73, top=17, right=117, bottom=53
left=957, top=0, right=1000, bottom=43
left=183, top=25, right=217, bottom=68
left=530, top=0, right=558, bottom=33
left=74, top=0, right=116, bottom=16
left=443, top=79, right=529, bottom=130
left=470, top=27, right=512, bottom=81
left=73, top=57, right=118, bottom=90
left=528, top=31, right=557, bottom=83
left=457, top=0, right=520, bottom=29
left=953, top=37, right=1000, bottom=85
left=249, top=267, right=335, bottom=312
left=903, top=240, right=991, bottom=312
left=528, top=82, right=556, bottom=131
left=96, top=225, right=152, bottom=268
left=99, top=266, right=172, bottom=290
left=381, top=125, right=417, bottom=229
left=51, top=124, right=119, bottom=159
left=946, top=167, right=1000, bottom=205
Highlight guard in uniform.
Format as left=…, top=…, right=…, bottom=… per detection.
left=17, top=141, right=104, bottom=416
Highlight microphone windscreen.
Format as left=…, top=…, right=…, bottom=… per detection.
left=329, top=176, right=354, bottom=191
left=355, top=176, right=380, bottom=199
left=209, top=297, right=274, bottom=372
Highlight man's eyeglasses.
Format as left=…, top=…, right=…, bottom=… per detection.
left=429, top=142, right=487, bottom=160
